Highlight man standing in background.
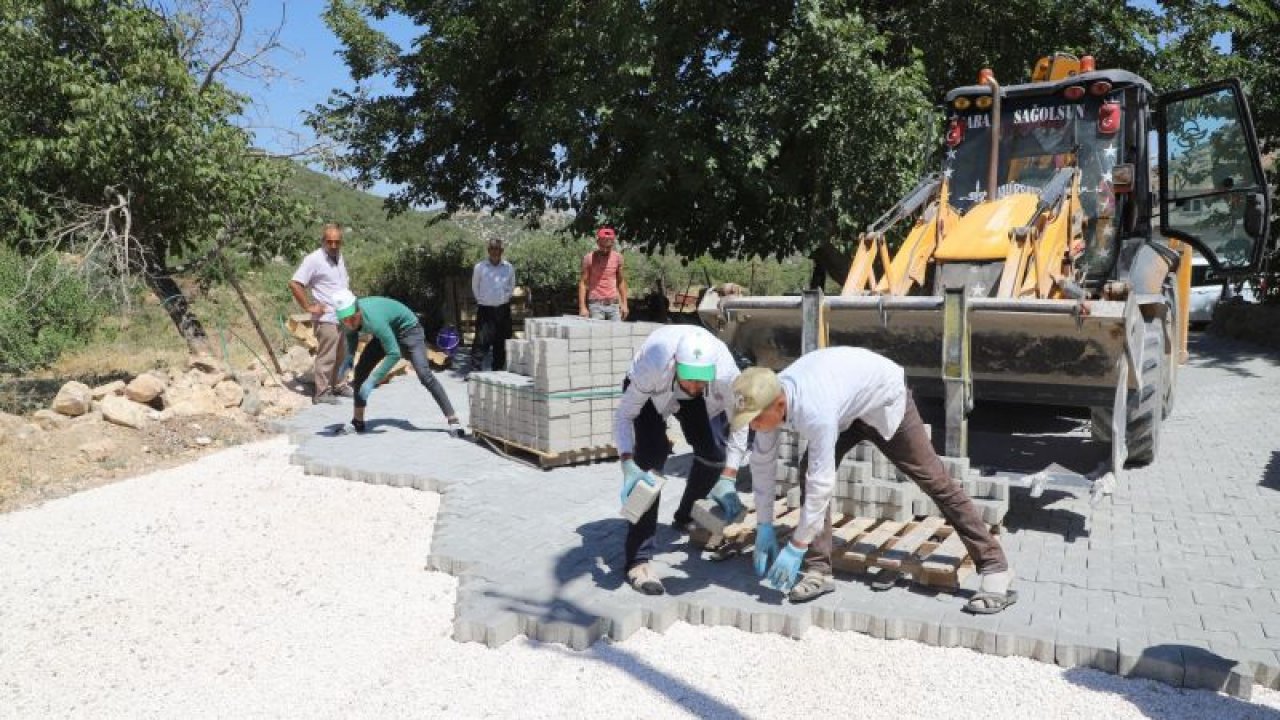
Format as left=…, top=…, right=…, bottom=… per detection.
left=470, top=237, right=516, bottom=373
left=289, top=224, right=353, bottom=404
left=578, top=226, right=629, bottom=321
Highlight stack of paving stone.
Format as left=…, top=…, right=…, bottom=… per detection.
left=467, top=317, right=661, bottom=456
left=772, top=428, right=1009, bottom=525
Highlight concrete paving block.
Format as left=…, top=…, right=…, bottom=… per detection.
left=485, top=612, right=522, bottom=648
left=832, top=609, right=872, bottom=633
left=1054, top=629, right=1118, bottom=673
left=644, top=604, right=681, bottom=634
left=1007, top=626, right=1057, bottom=663
left=784, top=613, right=810, bottom=639
left=1180, top=647, right=1252, bottom=699
left=1118, top=639, right=1183, bottom=687
left=750, top=611, right=788, bottom=634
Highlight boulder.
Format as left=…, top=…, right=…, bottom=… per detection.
left=102, top=395, right=148, bottom=429
left=282, top=345, right=313, bottom=376
left=188, top=354, right=222, bottom=373
left=33, top=409, right=70, bottom=430
left=91, top=379, right=126, bottom=400
left=125, top=373, right=166, bottom=404
left=52, top=381, right=93, bottom=417
left=166, top=384, right=222, bottom=417
left=214, top=379, right=245, bottom=408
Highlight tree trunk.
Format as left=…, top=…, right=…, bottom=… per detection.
left=144, top=269, right=212, bottom=357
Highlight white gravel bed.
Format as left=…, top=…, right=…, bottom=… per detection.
left=2, top=436, right=1278, bottom=719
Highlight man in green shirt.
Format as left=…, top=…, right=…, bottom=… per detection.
left=333, top=291, right=465, bottom=437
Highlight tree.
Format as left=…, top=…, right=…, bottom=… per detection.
left=317, top=1, right=1275, bottom=262
left=316, top=0, right=935, bottom=259
left=0, top=1, right=309, bottom=355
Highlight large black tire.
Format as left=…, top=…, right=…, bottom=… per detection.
left=1089, top=314, right=1169, bottom=466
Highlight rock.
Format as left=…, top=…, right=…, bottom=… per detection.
left=282, top=345, right=313, bottom=375
left=147, top=408, right=175, bottom=422
left=125, top=373, right=167, bottom=404
left=214, top=379, right=245, bottom=408
left=52, top=381, right=93, bottom=417
left=78, top=439, right=115, bottom=462
left=194, top=436, right=213, bottom=446
left=33, top=409, right=70, bottom=430
left=91, top=380, right=126, bottom=400
left=241, top=385, right=262, bottom=416
left=102, top=395, right=148, bottom=429
left=166, top=384, right=221, bottom=417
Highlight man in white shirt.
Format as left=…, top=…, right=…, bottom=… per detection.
left=615, top=325, right=750, bottom=595
left=730, top=347, right=1015, bottom=612
left=289, top=224, right=353, bottom=404
left=470, top=237, right=516, bottom=373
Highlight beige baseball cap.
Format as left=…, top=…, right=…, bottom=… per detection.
left=729, top=367, right=782, bottom=430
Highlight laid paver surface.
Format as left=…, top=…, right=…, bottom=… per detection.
left=277, top=332, right=1280, bottom=698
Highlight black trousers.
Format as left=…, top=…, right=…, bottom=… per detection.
left=624, top=387, right=728, bottom=569
left=471, top=303, right=513, bottom=371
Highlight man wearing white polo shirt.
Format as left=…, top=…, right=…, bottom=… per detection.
left=614, top=325, right=749, bottom=595
left=730, top=347, right=1015, bottom=612
left=289, top=224, right=353, bottom=404
left=470, top=237, right=516, bottom=373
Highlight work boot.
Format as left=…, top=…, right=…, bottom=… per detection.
left=787, top=572, right=835, bottom=604
left=626, top=563, right=665, bottom=595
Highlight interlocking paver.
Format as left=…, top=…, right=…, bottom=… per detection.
left=277, top=332, right=1280, bottom=699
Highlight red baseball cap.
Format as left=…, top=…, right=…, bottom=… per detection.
left=596, top=227, right=617, bottom=240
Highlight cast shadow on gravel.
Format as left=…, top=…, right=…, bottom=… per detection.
left=1061, top=647, right=1280, bottom=720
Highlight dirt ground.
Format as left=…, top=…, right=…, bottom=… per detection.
left=0, top=410, right=275, bottom=514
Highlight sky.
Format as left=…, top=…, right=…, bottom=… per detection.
left=220, top=2, right=414, bottom=197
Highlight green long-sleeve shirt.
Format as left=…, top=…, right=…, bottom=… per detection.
left=344, top=296, right=420, bottom=388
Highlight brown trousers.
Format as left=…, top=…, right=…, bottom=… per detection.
left=313, top=322, right=347, bottom=397
left=801, top=393, right=1008, bottom=576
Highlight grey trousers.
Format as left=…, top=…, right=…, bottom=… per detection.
left=800, top=393, right=1008, bottom=577
left=313, top=321, right=346, bottom=397
left=351, top=325, right=456, bottom=419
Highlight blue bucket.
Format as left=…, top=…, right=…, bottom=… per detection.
left=436, top=326, right=461, bottom=356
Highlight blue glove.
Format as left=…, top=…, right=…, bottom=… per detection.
left=619, top=459, right=655, bottom=505
left=767, top=543, right=806, bottom=592
left=707, top=475, right=744, bottom=520
left=356, top=380, right=375, bottom=404
left=754, top=523, right=778, bottom=578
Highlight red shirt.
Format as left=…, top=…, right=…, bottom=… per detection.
left=582, top=250, right=623, bottom=302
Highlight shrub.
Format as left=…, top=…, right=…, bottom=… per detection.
left=0, top=246, right=102, bottom=372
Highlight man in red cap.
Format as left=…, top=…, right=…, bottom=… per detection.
left=578, top=226, right=629, bottom=321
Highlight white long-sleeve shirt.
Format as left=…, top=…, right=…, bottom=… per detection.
left=614, top=325, right=748, bottom=469
left=750, top=347, right=908, bottom=545
left=472, top=259, right=515, bottom=307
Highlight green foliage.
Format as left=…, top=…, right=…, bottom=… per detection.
left=0, top=246, right=102, bottom=373
left=0, top=2, right=309, bottom=308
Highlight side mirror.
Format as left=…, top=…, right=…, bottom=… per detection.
left=1245, top=190, right=1268, bottom=238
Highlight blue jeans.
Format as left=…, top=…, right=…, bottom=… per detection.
left=623, top=384, right=728, bottom=569
left=351, top=324, right=456, bottom=419
left=589, top=300, right=622, bottom=321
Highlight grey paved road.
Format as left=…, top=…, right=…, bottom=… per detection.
left=278, top=331, right=1280, bottom=699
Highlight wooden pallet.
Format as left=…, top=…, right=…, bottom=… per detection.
left=474, top=430, right=618, bottom=469
left=692, top=502, right=990, bottom=590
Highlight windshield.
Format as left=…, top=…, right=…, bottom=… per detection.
left=944, top=95, right=1122, bottom=274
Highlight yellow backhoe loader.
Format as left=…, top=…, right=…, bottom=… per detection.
left=700, top=54, right=1272, bottom=482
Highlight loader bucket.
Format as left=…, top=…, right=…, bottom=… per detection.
left=700, top=290, right=1131, bottom=409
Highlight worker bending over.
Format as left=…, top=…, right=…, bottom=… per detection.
left=616, top=325, right=749, bottom=595
left=333, top=291, right=465, bottom=438
left=730, top=347, right=1015, bottom=612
